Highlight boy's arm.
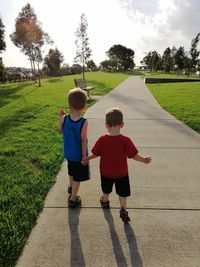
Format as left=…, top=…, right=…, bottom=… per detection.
left=88, top=154, right=98, bottom=161
left=132, top=154, right=152, bottom=164
left=57, top=109, right=66, bottom=134
left=81, top=120, right=88, bottom=160
left=81, top=153, right=98, bottom=165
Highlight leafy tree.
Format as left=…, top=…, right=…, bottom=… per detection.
left=0, top=17, right=6, bottom=52
left=74, top=13, right=92, bottom=79
left=174, top=46, right=186, bottom=71
left=162, top=47, right=173, bottom=73
left=0, top=17, right=6, bottom=83
left=142, top=50, right=162, bottom=71
left=43, top=48, right=64, bottom=77
left=183, top=53, right=192, bottom=75
left=86, top=59, right=97, bottom=71
left=71, top=64, right=82, bottom=74
left=106, top=44, right=135, bottom=72
left=0, top=58, right=6, bottom=83
left=190, top=32, right=200, bottom=71
left=10, top=3, right=53, bottom=86
left=100, top=59, right=118, bottom=72
left=170, top=46, right=177, bottom=70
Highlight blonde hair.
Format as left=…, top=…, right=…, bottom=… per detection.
left=106, top=108, right=123, bottom=127
left=68, top=88, right=87, bottom=110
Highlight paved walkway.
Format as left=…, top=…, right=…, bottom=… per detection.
left=17, top=77, right=200, bottom=267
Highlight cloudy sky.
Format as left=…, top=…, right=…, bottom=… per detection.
left=0, top=0, right=200, bottom=68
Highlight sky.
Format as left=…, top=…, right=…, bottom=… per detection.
left=0, top=0, right=200, bottom=68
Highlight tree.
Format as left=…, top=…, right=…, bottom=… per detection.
left=86, top=59, right=97, bottom=71
left=100, top=59, right=118, bottom=72
left=74, top=13, right=92, bottom=79
left=10, top=3, right=53, bottom=86
left=174, top=46, right=186, bottom=71
left=162, top=47, right=173, bottom=73
left=43, top=48, right=64, bottom=77
left=0, top=17, right=6, bottom=53
left=190, top=32, right=200, bottom=71
left=106, top=44, right=135, bottom=72
left=142, top=50, right=162, bottom=71
left=0, top=17, right=6, bottom=83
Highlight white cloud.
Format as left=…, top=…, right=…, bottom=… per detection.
left=1, top=0, right=200, bottom=68
left=119, top=0, right=200, bottom=62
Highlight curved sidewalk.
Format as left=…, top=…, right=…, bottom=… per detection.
left=17, top=76, right=200, bottom=267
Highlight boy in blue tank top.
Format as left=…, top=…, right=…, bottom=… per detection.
left=57, top=88, right=90, bottom=208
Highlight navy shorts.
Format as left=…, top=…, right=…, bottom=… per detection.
left=100, top=173, right=130, bottom=197
left=67, top=160, right=90, bottom=182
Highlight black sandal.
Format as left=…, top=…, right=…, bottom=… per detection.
left=120, top=208, right=130, bottom=223
left=67, top=186, right=72, bottom=194
left=68, top=196, right=81, bottom=208
left=100, top=196, right=110, bottom=209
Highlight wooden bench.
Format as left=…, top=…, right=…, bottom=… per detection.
left=74, top=78, right=95, bottom=98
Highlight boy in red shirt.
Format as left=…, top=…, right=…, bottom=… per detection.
left=85, top=108, right=151, bottom=223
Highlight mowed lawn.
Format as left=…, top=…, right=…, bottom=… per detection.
left=147, top=81, right=200, bottom=133
left=0, top=72, right=130, bottom=266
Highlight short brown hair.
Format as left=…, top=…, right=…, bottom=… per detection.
left=106, top=108, right=123, bottom=127
left=68, top=88, right=87, bottom=110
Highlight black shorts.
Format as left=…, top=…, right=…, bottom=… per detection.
left=67, top=160, right=90, bottom=182
left=100, top=173, right=130, bottom=197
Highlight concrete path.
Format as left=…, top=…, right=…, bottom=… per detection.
left=17, top=76, right=200, bottom=267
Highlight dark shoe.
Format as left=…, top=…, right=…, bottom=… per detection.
left=68, top=196, right=81, bottom=208
left=100, top=196, right=110, bottom=209
left=120, top=208, right=130, bottom=223
left=67, top=186, right=72, bottom=194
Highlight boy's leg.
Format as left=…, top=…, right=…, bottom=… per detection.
left=69, top=175, right=73, bottom=187
left=102, top=193, right=109, bottom=202
left=100, top=193, right=110, bottom=208
left=100, top=174, right=114, bottom=208
left=67, top=175, right=73, bottom=194
left=119, top=197, right=130, bottom=223
left=68, top=181, right=81, bottom=208
left=71, top=181, right=80, bottom=201
left=68, top=161, right=89, bottom=207
left=119, top=196, right=127, bottom=209
left=115, top=176, right=130, bottom=223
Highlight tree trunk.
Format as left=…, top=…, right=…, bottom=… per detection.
left=37, top=62, right=41, bottom=87
left=33, top=61, right=37, bottom=83
left=30, top=59, right=34, bottom=80
left=82, top=60, right=85, bottom=79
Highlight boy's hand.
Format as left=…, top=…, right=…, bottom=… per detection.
left=59, top=108, right=65, bottom=118
left=144, top=157, right=152, bottom=164
left=81, top=157, right=89, bottom=166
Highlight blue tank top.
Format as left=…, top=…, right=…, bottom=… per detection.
left=62, top=115, right=88, bottom=161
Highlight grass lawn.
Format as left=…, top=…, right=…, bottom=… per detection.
left=0, top=71, right=130, bottom=266
left=147, top=82, right=200, bottom=133
left=144, top=71, right=200, bottom=79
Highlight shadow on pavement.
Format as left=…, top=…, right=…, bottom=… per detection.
left=103, top=208, right=143, bottom=267
left=103, top=209, right=128, bottom=267
left=68, top=207, right=86, bottom=267
left=124, top=223, right=143, bottom=267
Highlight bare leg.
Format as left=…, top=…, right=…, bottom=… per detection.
left=71, top=181, right=80, bottom=200
left=102, top=193, right=109, bottom=202
left=119, top=196, right=127, bottom=209
left=69, top=175, right=73, bottom=187
left=119, top=196, right=130, bottom=222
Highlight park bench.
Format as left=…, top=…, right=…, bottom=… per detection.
left=74, top=78, right=95, bottom=98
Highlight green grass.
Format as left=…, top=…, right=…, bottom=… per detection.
left=147, top=82, right=200, bottom=133
left=0, top=71, right=130, bottom=266
left=144, top=71, right=200, bottom=79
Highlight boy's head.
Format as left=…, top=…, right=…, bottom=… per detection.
left=68, top=88, right=87, bottom=110
left=105, top=108, right=123, bottom=127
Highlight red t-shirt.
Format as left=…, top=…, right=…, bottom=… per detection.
left=91, top=134, right=138, bottom=178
